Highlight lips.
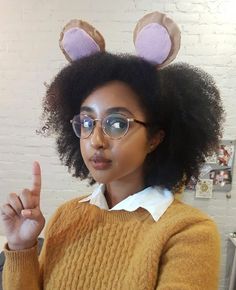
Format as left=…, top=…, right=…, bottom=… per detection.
left=89, top=154, right=112, bottom=170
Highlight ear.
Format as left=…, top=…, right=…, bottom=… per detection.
left=59, top=19, right=105, bottom=62
left=148, top=130, right=165, bottom=153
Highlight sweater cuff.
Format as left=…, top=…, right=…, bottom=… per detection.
left=3, top=243, right=39, bottom=272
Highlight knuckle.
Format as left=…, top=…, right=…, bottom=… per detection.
left=9, top=192, right=17, bottom=199
left=21, top=188, right=31, bottom=195
left=0, top=204, right=14, bottom=217
left=7, top=193, right=21, bottom=209
left=7, top=192, right=17, bottom=202
left=0, top=204, right=5, bottom=215
left=20, top=189, right=31, bottom=200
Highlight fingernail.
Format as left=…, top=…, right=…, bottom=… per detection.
left=21, top=209, right=32, bottom=216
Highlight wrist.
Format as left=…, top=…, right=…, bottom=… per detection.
left=7, top=240, right=37, bottom=251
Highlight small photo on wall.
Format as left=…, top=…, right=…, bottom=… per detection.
left=217, top=144, right=234, bottom=167
left=209, top=169, right=232, bottom=187
left=186, top=140, right=235, bottom=192
left=195, top=179, right=213, bottom=199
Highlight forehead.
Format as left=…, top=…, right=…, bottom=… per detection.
left=81, top=81, right=144, bottom=115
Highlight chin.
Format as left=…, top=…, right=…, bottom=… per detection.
left=90, top=172, right=114, bottom=185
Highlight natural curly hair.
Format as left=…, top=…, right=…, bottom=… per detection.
left=40, top=52, right=224, bottom=192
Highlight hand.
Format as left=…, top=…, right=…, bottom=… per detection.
left=0, top=161, right=45, bottom=250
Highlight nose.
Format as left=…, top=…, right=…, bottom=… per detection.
left=90, top=121, right=108, bottom=149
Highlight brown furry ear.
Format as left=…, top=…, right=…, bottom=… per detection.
left=59, top=19, right=105, bottom=62
left=133, top=11, right=181, bottom=69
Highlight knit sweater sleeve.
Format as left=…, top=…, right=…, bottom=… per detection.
left=156, top=219, right=221, bottom=290
left=2, top=243, right=41, bottom=290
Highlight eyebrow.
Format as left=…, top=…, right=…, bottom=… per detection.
left=80, top=106, right=134, bottom=116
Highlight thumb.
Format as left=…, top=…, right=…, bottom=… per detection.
left=21, top=206, right=44, bottom=222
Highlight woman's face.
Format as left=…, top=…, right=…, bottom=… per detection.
left=79, top=81, right=157, bottom=185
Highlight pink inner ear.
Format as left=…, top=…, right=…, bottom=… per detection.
left=135, top=23, right=172, bottom=65
left=62, top=27, right=101, bottom=61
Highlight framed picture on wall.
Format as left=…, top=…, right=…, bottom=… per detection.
left=186, top=140, right=235, bottom=192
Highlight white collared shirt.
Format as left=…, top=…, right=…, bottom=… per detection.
left=79, top=184, right=174, bottom=222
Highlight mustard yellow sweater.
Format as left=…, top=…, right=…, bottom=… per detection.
left=3, top=198, right=220, bottom=290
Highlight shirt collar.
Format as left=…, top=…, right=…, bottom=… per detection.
left=79, top=184, right=174, bottom=222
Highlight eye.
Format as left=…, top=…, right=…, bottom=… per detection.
left=80, top=115, right=94, bottom=130
left=103, top=115, right=129, bottom=138
left=83, top=118, right=93, bottom=128
left=107, top=116, right=127, bottom=129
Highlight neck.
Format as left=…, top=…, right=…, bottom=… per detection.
left=104, top=176, right=145, bottom=209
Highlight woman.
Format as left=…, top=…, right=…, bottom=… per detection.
left=0, top=51, right=224, bottom=289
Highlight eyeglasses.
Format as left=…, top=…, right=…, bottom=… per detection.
left=70, top=113, right=147, bottom=139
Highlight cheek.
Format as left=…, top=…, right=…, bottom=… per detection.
left=113, top=136, right=149, bottom=169
left=80, top=140, right=89, bottom=163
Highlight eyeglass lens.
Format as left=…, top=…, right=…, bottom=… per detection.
left=72, top=114, right=129, bottom=139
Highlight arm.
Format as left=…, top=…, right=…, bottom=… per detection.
left=1, top=162, right=45, bottom=290
left=156, top=220, right=220, bottom=290
left=2, top=202, right=65, bottom=290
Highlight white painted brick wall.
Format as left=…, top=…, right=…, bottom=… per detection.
left=0, top=0, right=235, bottom=289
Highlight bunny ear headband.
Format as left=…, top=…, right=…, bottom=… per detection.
left=59, top=11, right=181, bottom=69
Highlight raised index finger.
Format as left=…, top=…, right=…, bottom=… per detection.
left=31, top=161, right=41, bottom=195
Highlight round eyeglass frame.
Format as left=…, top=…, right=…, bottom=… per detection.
left=70, top=113, right=147, bottom=140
